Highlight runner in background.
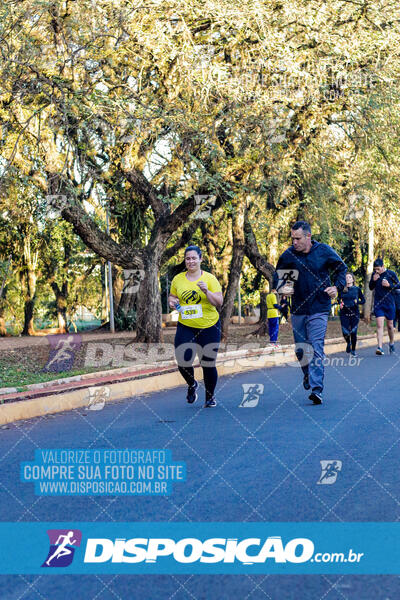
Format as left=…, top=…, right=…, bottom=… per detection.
left=266, top=288, right=281, bottom=346
left=169, top=245, right=223, bottom=408
left=393, top=288, right=400, bottom=332
left=369, top=258, right=400, bottom=355
left=280, top=295, right=290, bottom=323
left=338, top=272, right=365, bottom=357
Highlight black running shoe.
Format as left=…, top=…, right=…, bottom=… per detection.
left=204, top=397, right=217, bottom=408
left=376, top=347, right=384, bottom=356
left=350, top=350, right=357, bottom=357
left=303, top=374, right=311, bottom=390
left=389, top=344, right=395, bottom=354
left=186, top=381, right=198, bottom=404
left=309, top=391, right=323, bottom=405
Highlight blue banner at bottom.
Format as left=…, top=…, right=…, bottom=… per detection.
left=0, top=522, right=398, bottom=574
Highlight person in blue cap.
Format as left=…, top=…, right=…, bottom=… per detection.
left=273, top=221, right=347, bottom=405
left=369, top=258, right=400, bottom=355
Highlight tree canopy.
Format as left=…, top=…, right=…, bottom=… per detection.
left=1, top=0, right=400, bottom=338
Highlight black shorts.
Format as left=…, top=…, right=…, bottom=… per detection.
left=174, top=320, right=221, bottom=367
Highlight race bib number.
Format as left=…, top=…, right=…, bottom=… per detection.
left=181, top=304, right=203, bottom=320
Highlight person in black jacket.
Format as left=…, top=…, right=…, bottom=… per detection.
left=280, top=295, right=290, bottom=323
left=369, top=258, right=400, bottom=355
left=338, top=272, right=365, bottom=357
left=273, top=221, right=347, bottom=405
left=393, top=289, right=400, bottom=332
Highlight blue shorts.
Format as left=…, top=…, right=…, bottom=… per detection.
left=374, top=305, right=396, bottom=320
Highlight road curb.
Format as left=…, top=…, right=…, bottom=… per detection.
left=0, top=333, right=397, bottom=425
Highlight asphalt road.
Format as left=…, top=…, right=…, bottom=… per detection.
left=0, top=342, right=399, bottom=599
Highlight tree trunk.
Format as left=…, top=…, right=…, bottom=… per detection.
left=250, top=290, right=269, bottom=337
left=56, top=292, right=68, bottom=333
left=0, top=255, right=11, bottom=300
left=268, top=226, right=279, bottom=265
left=50, top=282, right=68, bottom=334
left=115, top=281, right=137, bottom=331
left=243, top=210, right=275, bottom=337
left=0, top=289, right=7, bottom=336
left=0, top=316, right=6, bottom=336
left=112, top=264, right=123, bottom=307
left=244, top=211, right=275, bottom=283
left=220, top=203, right=245, bottom=342
left=135, top=248, right=163, bottom=342
left=201, top=213, right=232, bottom=294
left=22, top=300, right=35, bottom=336
left=22, top=270, right=37, bottom=335
left=219, top=218, right=233, bottom=295
left=362, top=206, right=374, bottom=322
left=117, top=287, right=136, bottom=316
left=21, top=236, right=39, bottom=336
left=56, top=302, right=67, bottom=333
left=260, top=292, right=268, bottom=323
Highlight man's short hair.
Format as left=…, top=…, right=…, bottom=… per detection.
left=373, top=258, right=384, bottom=268
left=291, top=221, right=311, bottom=235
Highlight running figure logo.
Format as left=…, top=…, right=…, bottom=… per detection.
left=239, top=384, right=264, bottom=408
left=87, top=386, right=110, bottom=411
left=122, top=269, right=145, bottom=294
left=276, top=269, right=299, bottom=294
left=194, top=194, right=216, bottom=220
left=43, top=334, right=82, bottom=373
left=317, top=460, right=343, bottom=485
left=42, top=529, right=82, bottom=567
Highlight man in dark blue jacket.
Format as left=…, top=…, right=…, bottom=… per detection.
left=273, top=221, right=347, bottom=405
left=369, top=258, right=400, bottom=355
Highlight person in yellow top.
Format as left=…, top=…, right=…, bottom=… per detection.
left=266, top=288, right=281, bottom=345
left=169, top=245, right=223, bottom=408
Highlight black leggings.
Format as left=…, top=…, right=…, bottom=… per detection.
left=340, top=313, right=359, bottom=351
left=174, top=320, right=221, bottom=402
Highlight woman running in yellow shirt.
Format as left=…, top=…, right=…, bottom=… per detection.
left=169, top=245, right=223, bottom=408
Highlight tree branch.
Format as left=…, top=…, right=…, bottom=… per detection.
left=47, top=174, right=143, bottom=269
left=244, top=210, right=274, bottom=283
left=125, top=168, right=169, bottom=219
left=161, top=219, right=203, bottom=264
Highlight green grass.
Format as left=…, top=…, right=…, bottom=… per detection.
left=0, top=365, right=104, bottom=389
